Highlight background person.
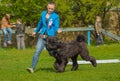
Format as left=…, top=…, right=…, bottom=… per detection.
left=1, top=13, right=13, bottom=47
left=94, top=15, right=104, bottom=46
left=27, top=1, right=62, bottom=73
left=15, top=18, right=25, bottom=50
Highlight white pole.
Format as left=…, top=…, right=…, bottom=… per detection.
left=68, top=59, right=120, bottom=65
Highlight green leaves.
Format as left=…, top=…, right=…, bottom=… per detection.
left=0, top=0, right=119, bottom=27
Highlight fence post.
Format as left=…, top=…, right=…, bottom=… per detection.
left=0, top=42, right=1, bottom=48
left=87, top=30, right=90, bottom=46
left=87, top=25, right=93, bottom=45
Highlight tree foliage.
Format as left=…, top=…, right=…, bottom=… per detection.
left=0, top=0, right=119, bottom=27
left=0, top=0, right=49, bottom=26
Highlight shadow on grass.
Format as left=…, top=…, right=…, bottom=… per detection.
left=35, top=67, right=55, bottom=73
left=35, top=67, right=76, bottom=73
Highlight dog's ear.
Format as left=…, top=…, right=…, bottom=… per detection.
left=76, top=34, right=85, bottom=42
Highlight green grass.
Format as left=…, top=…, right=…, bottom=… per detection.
left=0, top=44, right=120, bottom=81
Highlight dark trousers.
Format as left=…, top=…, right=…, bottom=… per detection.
left=96, top=33, right=104, bottom=46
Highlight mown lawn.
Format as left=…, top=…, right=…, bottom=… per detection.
left=0, top=44, right=120, bottom=81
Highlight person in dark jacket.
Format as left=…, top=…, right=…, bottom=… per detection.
left=15, top=18, right=25, bottom=50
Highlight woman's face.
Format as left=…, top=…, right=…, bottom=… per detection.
left=96, top=16, right=101, bottom=22
left=47, top=4, right=55, bottom=14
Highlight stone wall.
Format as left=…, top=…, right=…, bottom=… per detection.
left=104, top=11, right=120, bottom=36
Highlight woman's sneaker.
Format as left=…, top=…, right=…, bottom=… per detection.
left=3, top=43, right=7, bottom=47
left=7, top=41, right=12, bottom=45
left=27, top=68, right=34, bottom=73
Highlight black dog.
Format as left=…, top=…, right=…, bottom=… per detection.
left=45, top=35, right=97, bottom=72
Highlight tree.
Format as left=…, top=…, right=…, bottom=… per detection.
left=0, top=0, right=49, bottom=26
left=71, top=0, right=119, bottom=26
left=0, top=0, right=119, bottom=27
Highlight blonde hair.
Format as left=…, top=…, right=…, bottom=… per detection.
left=17, top=18, right=22, bottom=23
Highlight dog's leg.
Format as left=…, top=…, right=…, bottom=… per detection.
left=58, top=58, right=68, bottom=72
left=54, top=59, right=65, bottom=72
left=54, top=61, right=60, bottom=72
left=89, top=56, right=97, bottom=67
left=54, top=61, right=59, bottom=70
left=71, top=55, right=78, bottom=71
left=54, top=58, right=68, bottom=72
left=54, top=59, right=62, bottom=72
left=79, top=51, right=97, bottom=67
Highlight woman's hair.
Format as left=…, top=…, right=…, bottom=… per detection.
left=48, top=1, right=55, bottom=5
left=17, top=18, right=22, bottom=23
left=4, top=14, right=10, bottom=24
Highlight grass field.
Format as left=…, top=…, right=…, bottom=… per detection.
left=0, top=44, right=120, bottom=81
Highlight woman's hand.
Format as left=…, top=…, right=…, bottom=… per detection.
left=57, top=29, right=62, bottom=33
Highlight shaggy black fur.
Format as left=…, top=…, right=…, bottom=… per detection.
left=45, top=35, right=97, bottom=72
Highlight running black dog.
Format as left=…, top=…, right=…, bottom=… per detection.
left=45, top=35, right=97, bottom=72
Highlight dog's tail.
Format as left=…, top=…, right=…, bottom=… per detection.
left=76, top=34, right=86, bottom=42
